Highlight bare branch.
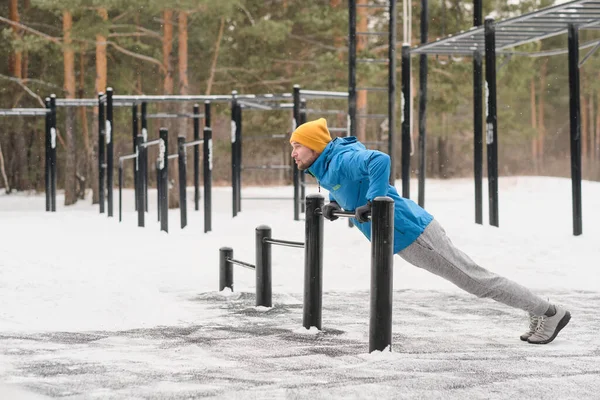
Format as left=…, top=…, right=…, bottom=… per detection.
left=0, top=15, right=61, bottom=44
left=0, top=74, right=47, bottom=106
left=107, top=41, right=166, bottom=73
left=290, top=34, right=342, bottom=51
left=110, top=24, right=162, bottom=39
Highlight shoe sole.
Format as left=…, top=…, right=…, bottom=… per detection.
left=527, top=311, right=571, bottom=345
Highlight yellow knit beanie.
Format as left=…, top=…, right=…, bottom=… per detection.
left=290, top=118, right=332, bottom=153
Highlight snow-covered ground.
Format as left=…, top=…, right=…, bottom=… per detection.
left=0, top=176, right=599, bottom=399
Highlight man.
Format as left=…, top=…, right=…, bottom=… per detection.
left=290, top=117, right=570, bottom=344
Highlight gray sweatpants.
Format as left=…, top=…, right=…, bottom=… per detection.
left=397, top=219, right=550, bottom=316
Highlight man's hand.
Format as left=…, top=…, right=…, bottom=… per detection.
left=354, top=201, right=372, bottom=223
left=322, top=201, right=341, bottom=221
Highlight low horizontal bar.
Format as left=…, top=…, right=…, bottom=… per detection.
left=0, top=109, right=49, bottom=116
left=263, top=238, right=304, bottom=249
left=167, top=154, right=178, bottom=160
left=183, top=139, right=204, bottom=147
left=236, top=93, right=293, bottom=102
left=55, top=99, right=99, bottom=107
left=241, top=165, right=291, bottom=170
left=145, top=113, right=204, bottom=119
left=356, top=87, right=388, bottom=92
left=357, top=113, right=387, bottom=119
left=302, top=108, right=346, bottom=115
left=298, top=90, right=348, bottom=99
left=238, top=100, right=274, bottom=111
left=326, top=209, right=371, bottom=220
left=113, top=95, right=232, bottom=103
left=356, top=31, right=388, bottom=36
left=142, top=139, right=162, bottom=147
left=227, top=258, right=256, bottom=270
left=357, top=58, right=389, bottom=64
left=119, top=153, right=138, bottom=161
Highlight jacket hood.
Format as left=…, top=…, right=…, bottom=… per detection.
left=308, top=137, right=364, bottom=179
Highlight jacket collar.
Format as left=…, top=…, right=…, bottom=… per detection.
left=307, top=139, right=335, bottom=179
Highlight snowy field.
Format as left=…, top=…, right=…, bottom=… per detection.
left=0, top=176, right=599, bottom=399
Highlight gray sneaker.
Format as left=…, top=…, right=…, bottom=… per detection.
left=520, top=314, right=541, bottom=341
left=527, top=306, right=571, bottom=345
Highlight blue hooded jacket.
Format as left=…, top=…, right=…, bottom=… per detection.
left=307, top=137, right=433, bottom=253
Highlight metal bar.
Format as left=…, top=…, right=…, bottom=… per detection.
left=242, top=197, right=293, bottom=200
left=0, top=109, right=49, bottom=116
left=401, top=44, right=411, bottom=197
left=241, top=165, right=292, bottom=170
left=45, top=98, right=51, bottom=211
left=159, top=128, right=169, bottom=233
left=167, top=154, right=178, bottom=160
left=349, top=0, right=357, bottom=138
left=113, top=94, right=233, bottom=103
left=178, top=136, right=187, bottom=229
left=302, top=108, right=346, bottom=115
left=298, top=89, right=348, bottom=99
left=474, top=50, right=484, bottom=225
left=144, top=113, right=204, bottom=119
left=50, top=95, right=57, bottom=212
left=228, top=258, right=256, bottom=270
left=255, top=226, right=272, bottom=307
left=300, top=99, right=307, bottom=214
left=141, top=102, right=148, bottom=212
left=119, top=153, right=138, bottom=161
left=356, top=31, right=388, bottom=36
left=142, top=139, right=161, bottom=147
left=568, top=24, right=583, bottom=236
left=389, top=0, right=397, bottom=186
left=418, top=0, right=429, bottom=208
left=236, top=102, right=242, bottom=214
left=204, top=101, right=212, bottom=233
left=136, top=135, right=144, bottom=228
left=293, top=85, right=301, bottom=222
left=220, top=248, right=234, bottom=291
left=193, top=104, right=200, bottom=212
left=357, top=58, right=389, bottom=63
left=106, top=88, right=114, bottom=217
left=238, top=100, right=274, bottom=110
left=118, top=163, right=123, bottom=222
left=263, top=238, right=304, bottom=248
left=485, top=18, right=499, bottom=227
left=132, top=104, right=138, bottom=211
left=304, top=194, right=324, bottom=330
left=183, top=139, right=204, bottom=147
left=231, top=93, right=238, bottom=218
left=98, top=93, right=105, bottom=214
left=55, top=99, right=99, bottom=107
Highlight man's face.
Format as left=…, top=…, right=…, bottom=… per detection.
left=291, top=142, right=319, bottom=171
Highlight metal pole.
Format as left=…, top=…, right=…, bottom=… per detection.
left=156, top=159, right=161, bottom=222
left=255, top=225, right=272, bottom=307
left=50, top=95, right=57, bottom=212
left=299, top=99, right=307, bottom=214
left=98, top=93, right=106, bottom=214
left=141, top=102, right=148, bottom=212
left=159, top=128, right=169, bottom=233
left=236, top=103, right=242, bottom=213
left=231, top=92, right=238, bottom=217
left=417, top=0, right=428, bottom=207
left=106, top=88, right=114, bottom=217
left=293, top=85, right=301, bottom=221
left=178, top=136, right=187, bottom=229
left=132, top=103, right=138, bottom=210
left=369, top=196, right=394, bottom=353
left=473, top=0, right=483, bottom=225
left=193, top=103, right=200, bottom=211
left=45, top=98, right=51, bottom=212
left=219, top=247, right=234, bottom=291
left=118, top=160, right=123, bottom=222
left=484, top=18, right=499, bottom=227
left=303, top=194, right=324, bottom=330
left=568, top=24, right=583, bottom=236
left=348, top=0, right=357, bottom=137
left=389, top=0, right=398, bottom=186
left=203, top=101, right=213, bottom=233
left=401, top=45, right=411, bottom=198
left=136, top=135, right=144, bottom=227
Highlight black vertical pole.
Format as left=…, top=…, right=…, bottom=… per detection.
left=303, top=194, right=324, bottom=330
left=484, top=18, right=499, bottom=227
left=106, top=88, right=114, bottom=217
left=141, top=102, right=148, bottom=212
left=231, top=91, right=238, bottom=218
left=473, top=0, right=483, bottom=225
left=50, top=95, right=57, bottom=212
left=348, top=0, right=357, bottom=137
left=417, top=0, right=428, bottom=207
left=156, top=159, right=161, bottom=222
left=568, top=24, right=583, bottom=236
left=219, top=247, right=234, bottom=291
left=159, top=128, right=169, bottom=232
left=389, top=0, right=397, bottom=185
left=118, top=160, right=123, bottom=222
left=299, top=99, right=307, bottom=214
left=236, top=103, right=242, bottom=213
left=132, top=103, right=138, bottom=210
left=401, top=45, right=411, bottom=198
left=369, top=196, right=394, bottom=353
left=98, top=93, right=106, bottom=214
left=255, top=225, right=272, bottom=307
left=193, top=103, right=200, bottom=211
left=178, top=136, right=187, bottom=229
left=293, top=85, right=301, bottom=221
left=203, top=101, right=213, bottom=233
left=136, top=135, right=144, bottom=227
left=45, top=98, right=51, bottom=212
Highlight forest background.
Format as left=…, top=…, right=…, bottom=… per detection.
left=1, top=0, right=599, bottom=207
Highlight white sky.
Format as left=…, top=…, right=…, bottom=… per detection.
left=0, top=176, right=599, bottom=399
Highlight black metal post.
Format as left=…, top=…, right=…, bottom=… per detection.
left=156, top=159, right=161, bottom=222
left=401, top=45, right=411, bottom=198
left=203, top=101, right=213, bottom=233
left=132, top=103, right=138, bottom=210
left=106, top=88, right=114, bottom=217
left=303, top=194, right=324, bottom=330
left=473, top=0, right=483, bottom=225
left=193, top=103, right=200, bottom=211
left=299, top=99, right=307, bottom=214
left=178, top=136, right=187, bottom=229
left=231, top=92, right=238, bottom=217
left=159, top=128, right=169, bottom=232
left=293, top=85, right=301, bottom=221
left=98, top=93, right=106, bottom=214
left=118, top=160, right=123, bottom=222
left=45, top=97, right=51, bottom=212
left=136, top=135, right=144, bottom=227
left=219, top=247, right=234, bottom=291
left=348, top=0, right=357, bottom=137
left=389, top=0, right=397, bottom=186
left=141, top=102, right=148, bottom=212
left=417, top=0, right=428, bottom=207
left=50, top=95, right=57, bottom=212
left=369, top=196, right=394, bottom=353
left=255, top=225, right=272, bottom=307
left=568, top=24, right=583, bottom=236
left=484, top=18, right=499, bottom=227
left=236, top=103, right=242, bottom=213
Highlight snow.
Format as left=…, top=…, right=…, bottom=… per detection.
left=0, top=176, right=599, bottom=399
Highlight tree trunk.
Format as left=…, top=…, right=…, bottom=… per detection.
left=162, top=9, right=178, bottom=208
left=8, top=0, right=22, bottom=79
left=92, top=8, right=108, bottom=204
left=530, top=78, right=538, bottom=173
left=356, top=0, right=368, bottom=142
left=581, top=93, right=588, bottom=163
left=206, top=17, right=225, bottom=96
left=537, top=60, right=547, bottom=168
left=178, top=11, right=189, bottom=139
left=63, top=10, right=78, bottom=206
left=79, top=50, right=91, bottom=200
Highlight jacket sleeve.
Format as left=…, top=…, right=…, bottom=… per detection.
left=341, top=149, right=390, bottom=201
